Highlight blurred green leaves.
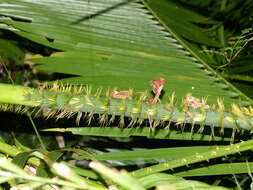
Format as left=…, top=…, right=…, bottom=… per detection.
left=0, top=0, right=253, bottom=189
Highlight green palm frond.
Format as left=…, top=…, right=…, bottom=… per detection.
left=0, top=0, right=251, bottom=106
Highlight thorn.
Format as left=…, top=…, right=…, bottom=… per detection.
left=109, top=114, right=115, bottom=124
left=76, top=112, right=82, bottom=125
left=190, top=123, right=195, bottom=138
left=87, top=112, right=94, bottom=125
left=198, top=125, right=205, bottom=134
left=95, top=88, right=102, bottom=99
left=119, top=114, right=125, bottom=127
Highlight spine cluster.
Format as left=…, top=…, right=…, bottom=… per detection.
left=22, top=84, right=253, bottom=132
left=0, top=83, right=252, bottom=134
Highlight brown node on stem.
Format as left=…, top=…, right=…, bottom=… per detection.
left=110, top=89, right=133, bottom=100
left=148, top=77, right=165, bottom=104
left=183, top=93, right=209, bottom=109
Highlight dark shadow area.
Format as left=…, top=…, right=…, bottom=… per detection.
left=0, top=15, right=32, bottom=23
left=0, top=29, right=56, bottom=56
left=71, top=0, right=135, bottom=24
left=45, top=37, right=55, bottom=43
left=150, top=89, right=165, bottom=100
left=0, top=111, right=240, bottom=146
left=0, top=110, right=249, bottom=145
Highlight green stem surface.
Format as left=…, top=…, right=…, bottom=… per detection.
left=131, top=139, right=253, bottom=177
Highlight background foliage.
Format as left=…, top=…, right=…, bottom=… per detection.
left=0, top=0, right=253, bottom=189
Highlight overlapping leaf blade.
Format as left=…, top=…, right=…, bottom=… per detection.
left=0, top=0, right=251, bottom=107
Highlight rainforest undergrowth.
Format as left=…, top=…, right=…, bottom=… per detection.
left=0, top=0, right=252, bottom=189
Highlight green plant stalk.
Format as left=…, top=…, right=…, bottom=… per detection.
left=51, top=162, right=103, bottom=189
left=89, top=161, right=145, bottom=190
left=0, top=168, right=105, bottom=190
left=0, top=157, right=107, bottom=190
left=0, top=140, right=40, bottom=166
left=223, top=73, right=253, bottom=83
left=131, top=139, right=253, bottom=177
left=0, top=141, right=20, bottom=156
left=27, top=112, right=46, bottom=150
left=0, top=141, right=99, bottom=180
left=175, top=162, right=253, bottom=177
left=0, top=83, right=253, bottom=132
left=139, top=173, right=230, bottom=190
left=0, top=83, right=38, bottom=106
